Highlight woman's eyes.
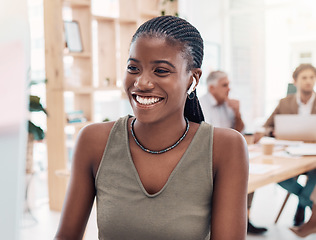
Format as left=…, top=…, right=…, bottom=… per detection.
left=127, top=65, right=139, bottom=74
left=127, top=65, right=171, bottom=76
left=154, top=68, right=170, bottom=76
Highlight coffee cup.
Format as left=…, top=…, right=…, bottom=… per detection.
left=260, top=137, right=275, bottom=155
left=262, top=143, right=274, bottom=155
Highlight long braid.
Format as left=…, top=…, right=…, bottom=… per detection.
left=184, top=89, right=204, bottom=123
left=131, top=16, right=205, bottom=123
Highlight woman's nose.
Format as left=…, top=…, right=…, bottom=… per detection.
left=134, top=76, right=154, bottom=90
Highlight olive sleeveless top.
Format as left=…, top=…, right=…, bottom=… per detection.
left=95, top=116, right=214, bottom=240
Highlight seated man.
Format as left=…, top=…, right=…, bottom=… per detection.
left=264, top=63, right=316, bottom=226
left=199, top=70, right=267, bottom=234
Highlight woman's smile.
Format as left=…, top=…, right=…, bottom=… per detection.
left=135, top=95, right=163, bottom=105
left=132, top=94, right=164, bottom=108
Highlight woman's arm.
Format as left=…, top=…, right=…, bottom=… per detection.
left=54, top=122, right=113, bottom=240
left=211, top=127, right=249, bottom=240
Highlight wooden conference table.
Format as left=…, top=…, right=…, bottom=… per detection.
left=247, top=144, right=316, bottom=193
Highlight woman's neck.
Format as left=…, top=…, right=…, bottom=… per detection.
left=132, top=116, right=187, bottom=151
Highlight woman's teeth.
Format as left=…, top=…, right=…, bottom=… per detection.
left=136, top=95, right=161, bottom=105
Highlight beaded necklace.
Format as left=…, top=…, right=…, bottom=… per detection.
left=130, top=118, right=190, bottom=154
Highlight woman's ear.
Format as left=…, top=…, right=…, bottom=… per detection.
left=187, top=77, right=196, bottom=95
left=191, top=68, right=202, bottom=88
left=187, top=69, right=202, bottom=94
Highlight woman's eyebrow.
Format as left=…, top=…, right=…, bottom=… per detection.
left=127, top=58, right=139, bottom=63
left=127, top=58, right=176, bottom=69
left=151, top=60, right=175, bottom=69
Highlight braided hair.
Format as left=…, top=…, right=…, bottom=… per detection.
left=131, top=15, right=205, bottom=123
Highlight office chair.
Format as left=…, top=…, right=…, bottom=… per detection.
left=287, top=83, right=297, bottom=96
left=275, top=192, right=291, bottom=223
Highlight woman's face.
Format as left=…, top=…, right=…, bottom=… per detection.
left=294, top=68, right=316, bottom=95
left=123, top=36, right=192, bottom=123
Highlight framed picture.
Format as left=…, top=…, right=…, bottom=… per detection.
left=64, top=21, right=83, bottom=52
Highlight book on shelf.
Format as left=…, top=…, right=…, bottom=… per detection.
left=66, top=110, right=87, bottom=123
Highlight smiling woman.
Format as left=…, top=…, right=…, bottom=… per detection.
left=125, top=36, right=193, bottom=125
left=54, top=15, right=249, bottom=240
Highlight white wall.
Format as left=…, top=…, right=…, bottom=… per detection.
left=179, top=0, right=223, bottom=95
left=179, top=0, right=266, bottom=132
left=180, top=0, right=316, bottom=132
left=265, top=1, right=316, bottom=116
left=0, top=1, right=30, bottom=239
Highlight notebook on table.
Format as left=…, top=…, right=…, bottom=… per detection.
left=274, top=114, right=316, bottom=142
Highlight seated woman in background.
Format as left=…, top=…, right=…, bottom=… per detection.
left=290, top=185, right=316, bottom=238
left=54, top=15, right=249, bottom=240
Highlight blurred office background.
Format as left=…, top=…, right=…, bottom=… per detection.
left=28, top=0, right=316, bottom=140
left=2, top=0, right=316, bottom=239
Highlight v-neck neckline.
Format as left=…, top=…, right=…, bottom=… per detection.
left=124, top=116, right=204, bottom=198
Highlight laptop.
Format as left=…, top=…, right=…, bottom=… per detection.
left=274, top=114, right=316, bottom=142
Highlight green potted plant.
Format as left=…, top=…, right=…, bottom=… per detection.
left=26, top=81, right=47, bottom=173
left=28, top=95, right=47, bottom=141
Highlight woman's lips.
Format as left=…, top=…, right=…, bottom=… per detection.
left=133, top=95, right=163, bottom=106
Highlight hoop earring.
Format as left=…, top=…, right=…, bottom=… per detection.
left=188, top=91, right=195, bottom=100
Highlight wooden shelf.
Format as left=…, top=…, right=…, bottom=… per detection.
left=140, top=10, right=160, bottom=17
left=44, top=0, right=93, bottom=212
left=95, top=86, right=122, bottom=91
left=64, top=86, right=93, bottom=93
left=63, top=0, right=90, bottom=7
left=93, top=15, right=117, bottom=22
left=119, top=18, right=137, bottom=24
left=64, top=86, right=122, bottom=93
left=64, top=52, right=92, bottom=58
left=66, top=121, right=92, bottom=128
left=44, top=0, right=178, bottom=212
left=119, top=0, right=137, bottom=20
left=55, top=169, right=71, bottom=178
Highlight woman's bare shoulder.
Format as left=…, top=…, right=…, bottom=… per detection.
left=213, top=127, right=245, bottom=147
left=212, top=127, right=248, bottom=172
left=79, top=120, right=117, bottom=151
left=73, top=121, right=117, bottom=174
left=80, top=121, right=116, bottom=141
